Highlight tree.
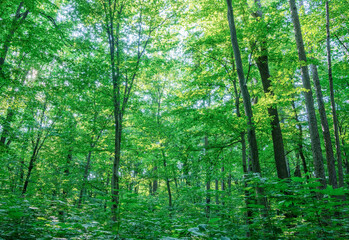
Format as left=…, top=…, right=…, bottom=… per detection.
left=326, top=0, right=344, bottom=187
left=288, top=0, right=326, bottom=188
left=252, top=0, right=289, bottom=179
left=226, top=0, right=261, bottom=176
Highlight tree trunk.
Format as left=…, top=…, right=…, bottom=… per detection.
left=288, top=0, right=326, bottom=188
left=255, top=48, right=289, bottom=179
left=78, top=150, right=92, bottom=207
left=63, top=148, right=72, bottom=196
left=221, top=166, right=225, bottom=191
left=251, top=0, right=289, bottom=178
left=204, top=136, right=211, bottom=218
left=291, top=101, right=309, bottom=178
left=152, top=166, right=158, bottom=194
left=0, top=107, right=14, bottom=146
left=215, top=179, right=219, bottom=205
left=0, top=2, right=29, bottom=68
left=22, top=145, right=39, bottom=195
left=310, top=64, right=337, bottom=187
left=161, top=150, right=172, bottom=209
left=326, top=0, right=344, bottom=187
left=104, top=1, right=122, bottom=224
left=226, top=0, right=261, bottom=175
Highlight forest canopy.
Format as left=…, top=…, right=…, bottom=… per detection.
left=0, top=0, right=348, bottom=239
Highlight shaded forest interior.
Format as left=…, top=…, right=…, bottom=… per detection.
left=1, top=0, right=349, bottom=239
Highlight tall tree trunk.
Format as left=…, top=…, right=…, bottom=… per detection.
left=326, top=0, right=344, bottom=187
left=215, top=179, right=219, bottom=205
left=63, top=148, right=72, bottom=196
left=161, top=150, right=172, bottom=209
left=22, top=144, right=39, bottom=195
left=78, top=150, right=92, bottom=207
left=291, top=101, right=309, bottom=177
left=152, top=166, right=158, bottom=194
left=251, top=0, right=289, bottom=179
left=221, top=166, right=225, bottom=191
left=226, top=0, right=261, bottom=175
left=230, top=51, right=252, bottom=233
left=255, top=45, right=289, bottom=179
left=310, top=64, right=337, bottom=187
left=0, top=2, right=29, bottom=70
left=103, top=0, right=122, bottom=224
left=288, top=0, right=326, bottom=188
left=204, top=136, right=211, bottom=218
left=0, top=108, right=14, bottom=146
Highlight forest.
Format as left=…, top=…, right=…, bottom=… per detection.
left=0, top=0, right=348, bottom=239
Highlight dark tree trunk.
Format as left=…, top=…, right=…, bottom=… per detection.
left=22, top=145, right=39, bottom=195
left=291, top=101, right=309, bottom=178
left=161, top=150, right=172, bottom=209
left=326, top=0, right=344, bottom=187
left=0, top=108, right=14, bottom=146
left=310, top=64, right=337, bottom=187
left=0, top=2, right=29, bottom=69
left=78, top=151, right=92, bottom=207
left=152, top=166, right=158, bottom=194
left=63, top=149, right=72, bottom=196
left=288, top=0, right=326, bottom=188
left=215, top=179, right=219, bottom=205
left=252, top=0, right=289, bottom=178
left=204, top=136, right=211, bottom=218
left=226, top=0, right=261, bottom=175
left=103, top=0, right=123, bottom=223
left=255, top=50, right=289, bottom=179
left=221, top=166, right=225, bottom=191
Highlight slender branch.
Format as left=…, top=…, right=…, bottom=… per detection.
left=334, top=34, right=349, bottom=53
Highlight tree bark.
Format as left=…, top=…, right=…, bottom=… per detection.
left=252, top=0, right=289, bottom=178
left=291, top=101, right=309, bottom=178
left=22, top=143, right=39, bottom=195
left=103, top=0, right=123, bottom=224
left=0, top=107, right=14, bottom=146
left=326, top=0, right=344, bottom=187
left=310, top=64, right=337, bottom=187
left=288, top=0, right=326, bottom=188
left=0, top=2, right=29, bottom=86
left=255, top=46, right=289, bottom=179
left=226, top=0, right=261, bottom=175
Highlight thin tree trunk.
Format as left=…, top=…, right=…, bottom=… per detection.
left=230, top=50, right=252, bottom=233
left=339, top=125, right=349, bottom=174
left=0, top=108, right=14, bottom=146
left=291, top=101, right=309, bottom=177
left=161, top=150, right=172, bottom=209
left=294, top=154, right=302, bottom=177
left=288, top=0, right=326, bottom=188
left=221, top=166, right=225, bottom=191
left=103, top=1, right=122, bottom=224
left=326, top=0, right=344, bottom=187
left=152, top=166, right=158, bottom=194
left=0, top=2, right=29, bottom=69
left=63, top=148, right=72, bottom=196
left=22, top=145, right=39, bottom=195
left=78, top=150, right=92, bottom=207
left=226, top=0, right=261, bottom=175
left=310, top=64, right=337, bottom=187
left=204, top=136, right=211, bottom=218
left=215, top=179, right=219, bottom=205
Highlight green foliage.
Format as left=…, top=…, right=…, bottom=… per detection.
left=1, top=0, right=349, bottom=239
